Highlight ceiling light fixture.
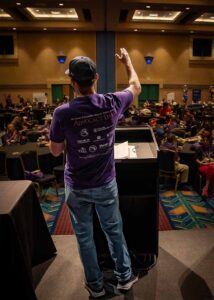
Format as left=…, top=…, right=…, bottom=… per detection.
left=146, top=5, right=151, bottom=9
left=73, top=28, right=77, bottom=31
left=59, top=3, right=64, bottom=6
left=161, top=29, right=165, bottom=32
left=133, top=10, right=181, bottom=21
left=26, top=7, right=78, bottom=19
left=43, top=28, right=47, bottom=30
left=134, top=29, right=138, bottom=32
left=185, top=7, right=190, bottom=10
left=16, top=2, right=21, bottom=5
left=13, top=27, right=16, bottom=30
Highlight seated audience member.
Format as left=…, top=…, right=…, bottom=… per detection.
left=159, top=102, right=172, bottom=117
left=164, top=115, right=179, bottom=133
left=195, top=137, right=214, bottom=198
left=183, top=110, right=196, bottom=134
left=198, top=125, right=212, bottom=140
left=160, top=133, right=189, bottom=190
left=5, top=123, right=20, bottom=145
left=37, top=114, right=52, bottom=140
left=11, top=116, right=28, bottom=136
left=5, top=94, right=14, bottom=110
left=22, top=116, right=32, bottom=129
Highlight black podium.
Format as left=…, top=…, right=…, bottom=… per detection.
left=94, top=126, right=159, bottom=271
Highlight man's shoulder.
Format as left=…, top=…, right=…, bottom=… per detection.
left=54, top=103, right=69, bottom=113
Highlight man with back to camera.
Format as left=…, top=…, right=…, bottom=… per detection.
left=49, top=48, right=141, bottom=298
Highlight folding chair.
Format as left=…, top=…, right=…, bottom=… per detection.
left=159, top=149, right=181, bottom=192
left=20, top=150, right=58, bottom=200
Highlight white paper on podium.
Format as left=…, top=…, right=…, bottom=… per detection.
left=114, top=141, right=129, bottom=159
left=114, top=141, right=137, bottom=159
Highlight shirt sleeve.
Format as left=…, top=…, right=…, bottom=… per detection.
left=113, top=90, right=133, bottom=114
left=49, top=108, right=65, bottom=143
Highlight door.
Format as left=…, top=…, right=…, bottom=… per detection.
left=139, top=84, right=159, bottom=106
left=52, top=84, right=74, bottom=104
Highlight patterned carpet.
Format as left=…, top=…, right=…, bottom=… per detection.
left=41, top=186, right=214, bottom=235
left=40, top=187, right=73, bottom=235
left=160, top=186, right=214, bottom=230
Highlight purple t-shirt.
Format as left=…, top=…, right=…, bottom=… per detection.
left=50, top=90, right=133, bottom=188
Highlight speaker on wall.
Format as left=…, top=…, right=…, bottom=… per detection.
left=192, top=38, right=212, bottom=57
left=0, top=35, right=14, bottom=55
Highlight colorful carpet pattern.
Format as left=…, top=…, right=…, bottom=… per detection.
left=160, top=186, right=214, bottom=230
left=41, top=186, right=214, bottom=234
left=40, top=187, right=73, bottom=235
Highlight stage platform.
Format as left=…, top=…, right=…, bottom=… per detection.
left=35, top=228, right=214, bottom=300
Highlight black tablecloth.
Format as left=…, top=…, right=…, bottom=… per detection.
left=3, top=142, right=63, bottom=177
left=0, top=180, right=57, bottom=299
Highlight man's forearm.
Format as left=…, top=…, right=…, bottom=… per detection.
left=116, top=48, right=141, bottom=97
left=49, top=140, right=65, bottom=157
left=125, top=62, right=141, bottom=95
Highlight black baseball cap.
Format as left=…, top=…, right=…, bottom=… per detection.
left=65, top=56, right=96, bottom=81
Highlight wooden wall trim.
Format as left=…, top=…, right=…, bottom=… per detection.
left=0, top=84, right=47, bottom=89
left=163, top=84, right=211, bottom=89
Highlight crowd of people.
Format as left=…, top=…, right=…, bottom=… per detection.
left=0, top=93, right=213, bottom=198
left=118, top=99, right=214, bottom=198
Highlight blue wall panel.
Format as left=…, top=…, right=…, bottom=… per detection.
left=96, top=32, right=115, bottom=94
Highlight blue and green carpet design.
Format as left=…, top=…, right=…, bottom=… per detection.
left=40, top=187, right=73, bottom=235
left=40, top=186, right=214, bottom=234
left=160, top=186, right=214, bottom=230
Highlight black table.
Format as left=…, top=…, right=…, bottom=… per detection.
left=0, top=180, right=57, bottom=300
left=3, top=142, right=63, bottom=178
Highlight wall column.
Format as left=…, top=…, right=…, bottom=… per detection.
left=96, top=32, right=115, bottom=94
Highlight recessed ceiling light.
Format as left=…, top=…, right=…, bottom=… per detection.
left=13, top=27, right=16, bottom=30
left=190, top=30, right=194, bottom=33
left=59, top=3, right=64, bottom=6
left=133, top=10, right=181, bottom=22
left=146, top=5, right=151, bottom=9
left=134, top=29, right=138, bottom=32
left=73, top=28, right=77, bottom=31
left=185, top=7, right=190, bottom=10
left=43, top=28, right=47, bottom=30
left=194, top=13, right=214, bottom=23
left=26, top=7, right=78, bottom=19
left=51, top=11, right=60, bottom=15
left=16, top=2, right=21, bottom=5
left=161, top=29, right=165, bottom=32
left=36, top=9, right=40, bottom=12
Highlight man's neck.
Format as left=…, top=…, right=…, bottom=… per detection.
left=74, top=86, right=96, bottom=98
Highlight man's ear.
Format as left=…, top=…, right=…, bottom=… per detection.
left=95, top=73, right=99, bottom=81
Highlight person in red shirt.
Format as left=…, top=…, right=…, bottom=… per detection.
left=159, top=102, right=172, bottom=117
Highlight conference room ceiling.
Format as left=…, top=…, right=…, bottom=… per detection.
left=0, top=0, right=214, bottom=34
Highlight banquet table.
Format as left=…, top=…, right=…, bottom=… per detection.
left=3, top=142, right=63, bottom=178
left=0, top=180, right=57, bottom=299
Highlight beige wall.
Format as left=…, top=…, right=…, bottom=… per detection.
left=0, top=31, right=96, bottom=104
left=116, top=33, right=214, bottom=105
left=0, top=31, right=213, bottom=106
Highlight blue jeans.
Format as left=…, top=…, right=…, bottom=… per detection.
left=65, top=177, right=132, bottom=290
